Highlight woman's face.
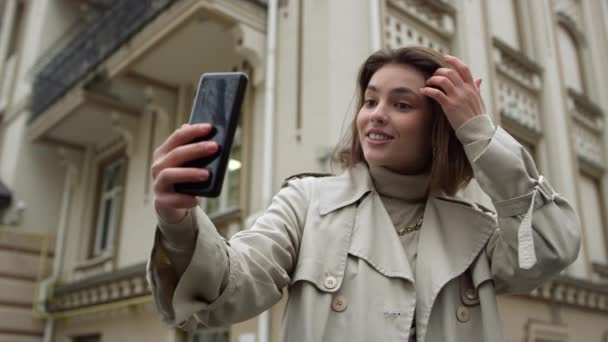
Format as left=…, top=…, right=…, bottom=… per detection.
left=356, top=63, right=435, bottom=174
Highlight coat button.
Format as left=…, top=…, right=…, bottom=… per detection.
left=324, top=276, right=338, bottom=289
left=465, top=288, right=478, bottom=300
left=331, top=295, right=348, bottom=312
left=456, top=305, right=470, bottom=322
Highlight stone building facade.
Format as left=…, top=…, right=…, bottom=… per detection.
left=0, top=0, right=606, bottom=341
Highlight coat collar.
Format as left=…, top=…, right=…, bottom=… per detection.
left=318, top=163, right=373, bottom=216
left=317, top=163, right=498, bottom=340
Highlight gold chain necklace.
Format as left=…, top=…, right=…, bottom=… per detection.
left=397, top=216, right=423, bottom=236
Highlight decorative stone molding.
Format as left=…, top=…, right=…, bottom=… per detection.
left=73, top=252, right=115, bottom=282
left=592, top=262, right=608, bottom=279
left=110, top=111, right=140, bottom=158
left=492, top=38, right=543, bottom=134
left=525, top=321, right=569, bottom=342
left=56, top=147, right=84, bottom=189
left=567, top=88, right=605, bottom=170
left=48, top=262, right=149, bottom=313
left=554, top=0, right=586, bottom=45
left=384, top=0, right=455, bottom=52
left=527, top=275, right=608, bottom=312
left=231, top=23, right=265, bottom=86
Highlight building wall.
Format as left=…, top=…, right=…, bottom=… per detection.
left=0, top=0, right=606, bottom=342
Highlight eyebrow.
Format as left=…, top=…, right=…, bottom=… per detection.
left=366, top=85, right=420, bottom=97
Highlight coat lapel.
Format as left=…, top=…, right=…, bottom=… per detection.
left=317, top=164, right=414, bottom=282
left=415, top=194, right=497, bottom=342
left=349, top=191, right=414, bottom=282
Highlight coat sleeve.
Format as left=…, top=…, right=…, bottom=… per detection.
left=456, top=115, right=582, bottom=294
left=146, top=178, right=310, bottom=329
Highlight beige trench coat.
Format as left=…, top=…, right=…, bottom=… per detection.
left=147, top=127, right=581, bottom=342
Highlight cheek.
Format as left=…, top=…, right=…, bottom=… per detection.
left=356, top=111, right=367, bottom=136
left=396, top=114, right=433, bottom=146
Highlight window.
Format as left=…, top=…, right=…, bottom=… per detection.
left=557, top=25, right=585, bottom=93
left=489, top=0, right=522, bottom=49
left=188, top=327, right=229, bottom=342
left=73, top=334, right=101, bottom=342
left=91, top=157, right=126, bottom=258
left=202, top=126, right=242, bottom=215
left=578, top=173, right=608, bottom=268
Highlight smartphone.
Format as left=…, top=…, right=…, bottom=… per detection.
left=174, top=72, right=248, bottom=197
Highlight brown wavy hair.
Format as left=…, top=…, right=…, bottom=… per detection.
left=338, top=46, right=473, bottom=196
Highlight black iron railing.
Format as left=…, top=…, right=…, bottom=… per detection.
left=30, top=0, right=176, bottom=122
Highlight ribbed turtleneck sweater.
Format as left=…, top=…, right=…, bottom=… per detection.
left=368, top=164, right=428, bottom=278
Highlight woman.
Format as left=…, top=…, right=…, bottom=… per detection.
left=147, top=47, right=581, bottom=341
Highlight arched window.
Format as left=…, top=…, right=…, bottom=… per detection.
left=556, top=25, right=585, bottom=93
left=489, top=0, right=521, bottom=50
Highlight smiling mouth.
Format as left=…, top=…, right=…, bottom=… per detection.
left=367, top=133, right=393, bottom=141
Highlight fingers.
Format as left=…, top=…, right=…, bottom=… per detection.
left=154, top=167, right=209, bottom=193
left=445, top=55, right=474, bottom=85
left=152, top=140, right=218, bottom=178
left=154, top=123, right=214, bottom=158
left=419, top=86, right=450, bottom=107
left=433, top=68, right=464, bottom=88
left=475, top=78, right=482, bottom=93
left=426, top=75, right=456, bottom=96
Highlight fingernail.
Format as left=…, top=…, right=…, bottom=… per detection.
left=208, top=142, right=219, bottom=152
left=199, top=170, right=209, bottom=179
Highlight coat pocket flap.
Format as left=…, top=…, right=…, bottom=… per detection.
left=290, top=258, right=345, bottom=293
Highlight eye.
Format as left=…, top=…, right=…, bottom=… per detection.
left=395, top=102, right=412, bottom=111
left=363, top=99, right=377, bottom=108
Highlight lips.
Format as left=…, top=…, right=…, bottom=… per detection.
left=365, top=128, right=394, bottom=142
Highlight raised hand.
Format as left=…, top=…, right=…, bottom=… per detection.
left=419, top=55, right=484, bottom=129
left=151, top=123, right=217, bottom=224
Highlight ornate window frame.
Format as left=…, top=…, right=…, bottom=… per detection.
left=381, top=0, right=456, bottom=52
left=525, top=320, right=569, bottom=342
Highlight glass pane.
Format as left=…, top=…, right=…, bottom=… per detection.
left=203, top=124, right=242, bottom=214
left=578, top=174, right=608, bottom=264
left=94, top=157, right=126, bottom=256
left=205, top=197, right=220, bottom=214
left=227, top=144, right=241, bottom=208
left=99, top=198, right=113, bottom=251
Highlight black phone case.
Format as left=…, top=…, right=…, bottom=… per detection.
left=174, top=72, right=248, bottom=197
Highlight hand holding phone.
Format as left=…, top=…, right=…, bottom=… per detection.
left=151, top=72, right=247, bottom=224
left=174, top=72, right=248, bottom=197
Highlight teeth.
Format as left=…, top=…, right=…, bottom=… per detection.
left=368, top=133, right=390, bottom=141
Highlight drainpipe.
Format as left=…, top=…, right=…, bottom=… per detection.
left=258, top=0, right=278, bottom=341
left=370, top=0, right=382, bottom=51
left=42, top=161, right=77, bottom=342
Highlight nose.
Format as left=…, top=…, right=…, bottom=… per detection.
left=370, top=103, right=388, bottom=125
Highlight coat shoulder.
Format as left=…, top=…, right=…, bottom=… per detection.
left=436, top=195, right=497, bottom=219
left=281, top=172, right=333, bottom=188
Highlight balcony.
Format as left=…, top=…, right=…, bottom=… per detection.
left=492, top=37, right=543, bottom=141
left=568, top=88, right=605, bottom=174
left=30, top=0, right=177, bottom=123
